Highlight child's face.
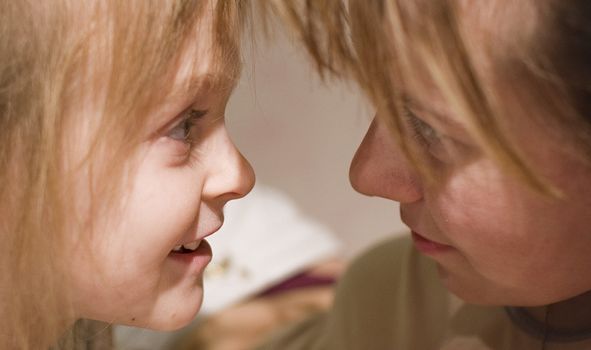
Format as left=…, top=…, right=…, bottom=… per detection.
left=67, top=12, right=255, bottom=329
left=349, top=5, right=591, bottom=306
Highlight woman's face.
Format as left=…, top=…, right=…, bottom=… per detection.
left=350, top=0, right=591, bottom=307
left=350, top=76, right=591, bottom=306
left=67, top=12, right=255, bottom=329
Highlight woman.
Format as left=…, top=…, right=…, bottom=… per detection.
left=259, top=0, right=591, bottom=349
left=0, top=1, right=254, bottom=348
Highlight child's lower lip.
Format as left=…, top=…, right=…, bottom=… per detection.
left=168, top=239, right=213, bottom=271
left=411, top=231, right=453, bottom=255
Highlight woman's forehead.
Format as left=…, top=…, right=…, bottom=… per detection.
left=456, top=0, right=540, bottom=56
left=402, top=2, right=541, bottom=114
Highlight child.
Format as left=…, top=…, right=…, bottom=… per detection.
left=0, top=0, right=254, bottom=348
left=258, top=0, right=591, bottom=349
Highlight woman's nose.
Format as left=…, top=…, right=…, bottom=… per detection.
left=203, top=125, right=255, bottom=204
left=349, top=117, right=422, bottom=203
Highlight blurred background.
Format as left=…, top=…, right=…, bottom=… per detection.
left=114, top=21, right=406, bottom=350
left=226, top=28, right=405, bottom=259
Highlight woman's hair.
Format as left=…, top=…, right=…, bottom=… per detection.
left=0, top=1, right=248, bottom=348
left=265, top=0, right=591, bottom=195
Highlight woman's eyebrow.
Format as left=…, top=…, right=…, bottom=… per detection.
left=402, top=93, right=463, bottom=130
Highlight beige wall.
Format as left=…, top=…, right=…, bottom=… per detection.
left=226, top=31, right=406, bottom=258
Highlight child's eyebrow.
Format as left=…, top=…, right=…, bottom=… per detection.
left=172, top=73, right=239, bottom=99
left=150, top=72, right=239, bottom=128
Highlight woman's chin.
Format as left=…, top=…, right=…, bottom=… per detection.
left=437, top=265, right=509, bottom=306
left=441, top=274, right=538, bottom=306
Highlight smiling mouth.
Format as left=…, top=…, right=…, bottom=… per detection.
left=171, top=240, right=202, bottom=254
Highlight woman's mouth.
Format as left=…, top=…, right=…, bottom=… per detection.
left=411, top=231, right=453, bottom=255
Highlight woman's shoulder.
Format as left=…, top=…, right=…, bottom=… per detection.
left=351, top=233, right=412, bottom=265
left=322, top=233, right=446, bottom=349
left=257, top=234, right=448, bottom=350
left=337, top=233, right=424, bottom=294
left=330, top=233, right=417, bottom=324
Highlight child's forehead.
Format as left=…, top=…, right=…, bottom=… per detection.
left=169, top=72, right=239, bottom=102
left=168, top=36, right=240, bottom=99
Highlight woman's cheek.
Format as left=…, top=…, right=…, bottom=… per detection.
left=433, top=185, right=514, bottom=257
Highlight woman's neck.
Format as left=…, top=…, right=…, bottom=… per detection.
left=523, top=290, right=591, bottom=335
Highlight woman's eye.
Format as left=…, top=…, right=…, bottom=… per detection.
left=404, top=107, right=442, bottom=149
left=402, top=105, right=460, bottom=163
left=167, top=109, right=207, bottom=143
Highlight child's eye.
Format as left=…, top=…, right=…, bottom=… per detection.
left=167, top=109, right=208, bottom=143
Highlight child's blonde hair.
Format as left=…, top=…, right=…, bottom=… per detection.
left=266, top=0, right=591, bottom=195
left=0, top=1, right=248, bottom=348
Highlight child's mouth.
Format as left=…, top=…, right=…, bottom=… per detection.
left=171, top=240, right=202, bottom=254
left=167, top=239, right=213, bottom=270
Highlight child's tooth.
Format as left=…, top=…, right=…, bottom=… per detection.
left=183, top=241, right=199, bottom=251
left=172, top=245, right=183, bottom=252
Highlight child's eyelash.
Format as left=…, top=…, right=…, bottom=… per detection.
left=183, top=109, right=210, bottom=168
left=162, top=108, right=208, bottom=167
left=184, top=110, right=207, bottom=144
left=168, top=109, right=208, bottom=144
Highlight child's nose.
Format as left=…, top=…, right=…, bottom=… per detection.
left=349, top=117, right=422, bottom=203
left=203, top=125, right=255, bottom=204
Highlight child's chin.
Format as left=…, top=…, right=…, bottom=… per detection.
left=140, top=297, right=204, bottom=331
left=166, top=305, right=202, bottom=330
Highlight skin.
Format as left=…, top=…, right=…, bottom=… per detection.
left=349, top=9, right=591, bottom=328
left=349, top=99, right=591, bottom=335
left=66, top=5, right=255, bottom=331
left=350, top=107, right=591, bottom=306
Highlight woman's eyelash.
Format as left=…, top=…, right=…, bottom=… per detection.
left=402, top=106, right=440, bottom=148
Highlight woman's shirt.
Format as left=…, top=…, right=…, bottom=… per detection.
left=257, top=235, right=591, bottom=350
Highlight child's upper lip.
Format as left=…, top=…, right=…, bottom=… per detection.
left=200, top=222, right=224, bottom=240
left=176, top=220, right=224, bottom=247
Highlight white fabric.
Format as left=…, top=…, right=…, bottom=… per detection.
left=202, top=184, right=340, bottom=314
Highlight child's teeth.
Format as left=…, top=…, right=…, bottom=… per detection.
left=172, top=245, right=183, bottom=252
left=183, top=241, right=200, bottom=251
